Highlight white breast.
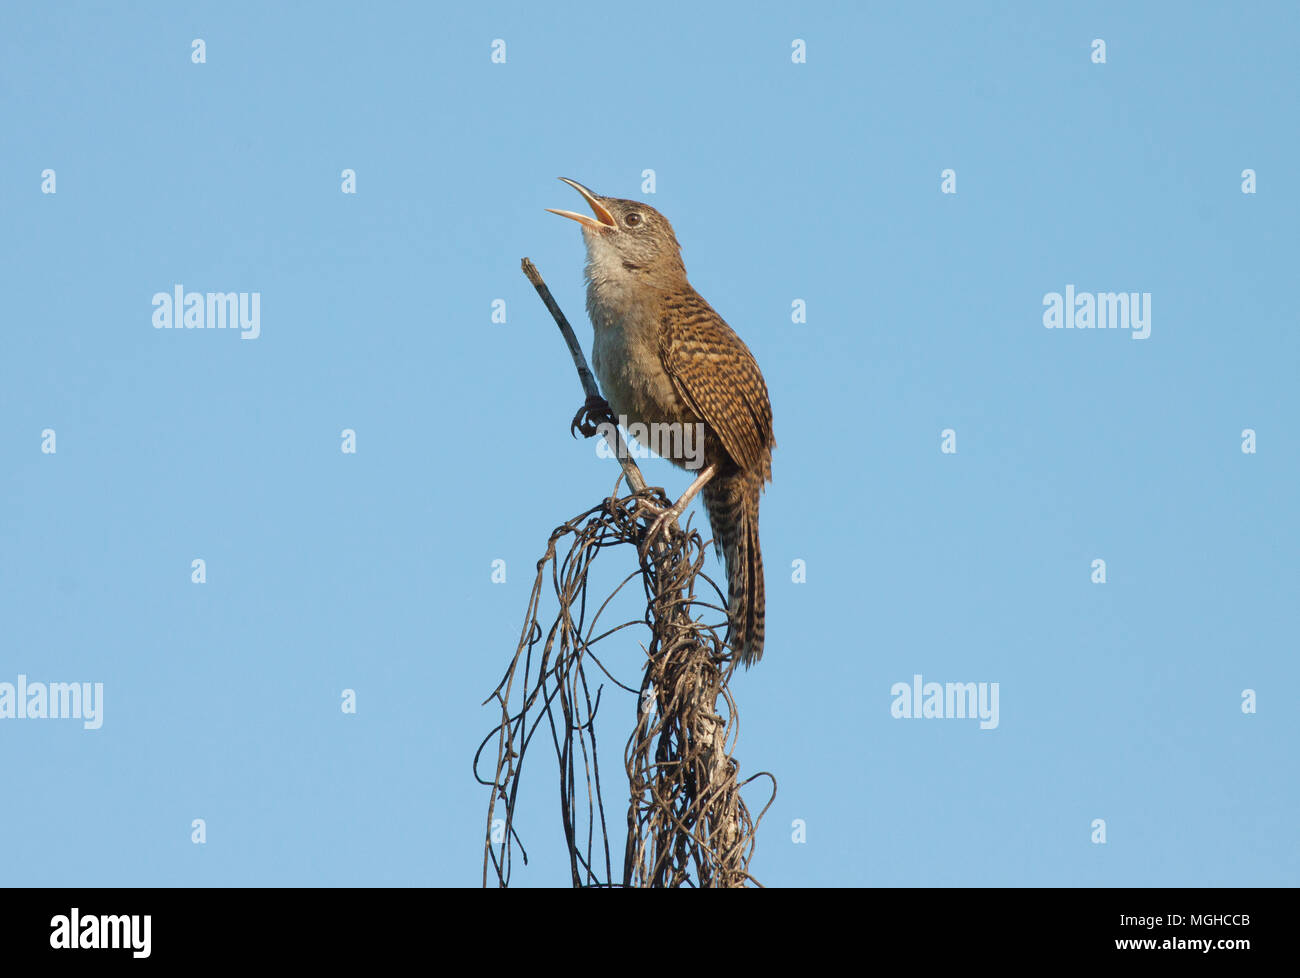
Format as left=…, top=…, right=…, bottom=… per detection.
left=587, top=284, right=681, bottom=430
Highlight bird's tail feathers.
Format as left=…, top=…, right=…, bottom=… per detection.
left=703, top=476, right=765, bottom=666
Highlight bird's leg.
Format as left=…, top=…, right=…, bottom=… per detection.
left=638, top=464, right=717, bottom=559
left=570, top=393, right=616, bottom=439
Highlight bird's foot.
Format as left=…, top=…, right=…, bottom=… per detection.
left=634, top=464, right=719, bottom=560
left=570, top=394, right=615, bottom=439
left=636, top=497, right=686, bottom=560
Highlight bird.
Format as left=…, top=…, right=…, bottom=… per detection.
left=548, top=178, right=775, bottom=666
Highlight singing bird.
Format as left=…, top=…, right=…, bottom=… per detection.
left=548, top=178, right=775, bottom=666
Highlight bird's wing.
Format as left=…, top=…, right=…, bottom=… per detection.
left=658, top=288, right=774, bottom=479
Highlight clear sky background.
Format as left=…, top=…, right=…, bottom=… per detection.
left=2, top=2, right=1296, bottom=887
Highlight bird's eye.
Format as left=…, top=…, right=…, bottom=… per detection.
left=625, top=212, right=642, bottom=228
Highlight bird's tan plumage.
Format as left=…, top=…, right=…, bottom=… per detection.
left=659, top=289, right=774, bottom=483
left=551, top=180, right=775, bottom=665
left=658, top=289, right=774, bottom=664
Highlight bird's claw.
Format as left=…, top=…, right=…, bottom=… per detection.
left=636, top=499, right=677, bottom=560
left=571, top=394, right=615, bottom=439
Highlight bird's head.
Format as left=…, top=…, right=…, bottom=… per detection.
left=548, top=178, right=686, bottom=284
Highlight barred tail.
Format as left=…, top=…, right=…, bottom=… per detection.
left=703, top=475, right=765, bottom=666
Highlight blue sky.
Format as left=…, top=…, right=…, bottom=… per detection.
left=1, top=1, right=1296, bottom=887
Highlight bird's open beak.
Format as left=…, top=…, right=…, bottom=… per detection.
left=546, top=177, right=617, bottom=231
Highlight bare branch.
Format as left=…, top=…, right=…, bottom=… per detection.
left=521, top=257, right=648, bottom=497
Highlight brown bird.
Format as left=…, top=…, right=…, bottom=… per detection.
left=548, top=178, right=775, bottom=666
